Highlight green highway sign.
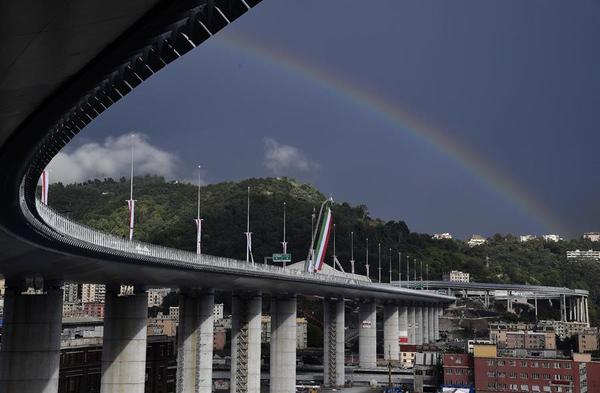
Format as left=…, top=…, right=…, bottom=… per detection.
left=273, top=253, right=292, bottom=262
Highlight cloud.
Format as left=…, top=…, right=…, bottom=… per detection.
left=47, top=133, right=178, bottom=184
left=263, top=138, right=318, bottom=175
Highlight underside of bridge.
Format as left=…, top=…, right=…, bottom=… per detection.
left=0, top=2, right=456, bottom=393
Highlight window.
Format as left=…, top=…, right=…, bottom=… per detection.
left=520, top=373, right=528, bottom=379
left=532, top=373, right=540, bottom=379
left=521, top=361, right=528, bottom=367
left=488, top=359, right=496, bottom=366
left=564, top=363, right=572, bottom=369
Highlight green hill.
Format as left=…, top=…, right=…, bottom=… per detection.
left=46, top=176, right=600, bottom=324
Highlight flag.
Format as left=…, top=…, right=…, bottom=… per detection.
left=126, top=199, right=136, bottom=241
left=40, top=170, right=49, bottom=205
left=314, top=206, right=333, bottom=272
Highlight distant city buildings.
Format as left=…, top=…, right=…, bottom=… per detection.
left=583, top=232, right=600, bottom=242
left=147, top=288, right=170, bottom=308
left=443, top=270, right=470, bottom=283
left=543, top=234, right=562, bottom=242
left=432, top=232, right=453, bottom=240
left=468, top=234, right=487, bottom=247
left=519, top=235, right=536, bottom=242
left=81, top=283, right=105, bottom=303
left=566, top=249, right=600, bottom=261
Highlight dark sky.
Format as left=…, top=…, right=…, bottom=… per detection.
left=55, top=0, right=600, bottom=239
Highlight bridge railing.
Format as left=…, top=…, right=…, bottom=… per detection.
left=35, top=200, right=384, bottom=289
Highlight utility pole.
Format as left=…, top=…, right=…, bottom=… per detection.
left=378, top=243, right=382, bottom=283
left=365, top=238, right=370, bottom=279
left=350, top=232, right=355, bottom=274
left=388, top=248, right=392, bottom=283
left=281, top=202, right=287, bottom=254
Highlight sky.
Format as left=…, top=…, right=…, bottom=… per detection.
left=49, top=0, right=600, bottom=239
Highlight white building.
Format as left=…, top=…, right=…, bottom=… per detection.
left=432, top=233, right=453, bottom=240
left=583, top=232, right=600, bottom=242
left=442, top=270, right=470, bottom=283
left=467, top=234, right=487, bottom=247
left=543, top=234, right=562, bottom=242
left=519, top=235, right=536, bottom=242
left=169, top=306, right=179, bottom=321
left=147, top=288, right=170, bottom=308
left=81, top=284, right=105, bottom=303
left=566, top=249, right=600, bottom=261
left=63, top=282, right=79, bottom=303
left=467, top=339, right=493, bottom=354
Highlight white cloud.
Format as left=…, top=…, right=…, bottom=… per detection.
left=47, top=133, right=178, bottom=184
left=263, top=138, right=318, bottom=175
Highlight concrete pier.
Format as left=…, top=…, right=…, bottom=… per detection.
left=358, top=301, right=377, bottom=368
left=383, top=304, right=399, bottom=360
left=434, top=307, right=440, bottom=340
left=176, top=289, right=215, bottom=393
left=408, top=306, right=415, bottom=344
left=422, top=306, right=429, bottom=344
left=323, top=298, right=345, bottom=387
left=231, top=292, right=262, bottom=393
left=399, top=306, right=408, bottom=344
left=0, top=282, right=63, bottom=393
left=101, top=288, right=148, bottom=393
left=270, top=295, right=297, bottom=393
left=414, top=307, right=423, bottom=345
left=428, top=307, right=435, bottom=342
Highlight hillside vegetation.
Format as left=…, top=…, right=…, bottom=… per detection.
left=47, top=176, right=600, bottom=324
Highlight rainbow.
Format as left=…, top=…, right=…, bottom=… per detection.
left=217, top=33, right=566, bottom=234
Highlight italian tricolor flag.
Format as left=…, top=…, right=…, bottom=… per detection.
left=314, top=206, right=333, bottom=272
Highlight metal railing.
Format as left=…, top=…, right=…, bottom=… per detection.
left=33, top=200, right=452, bottom=301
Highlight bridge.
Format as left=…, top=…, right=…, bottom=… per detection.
left=0, top=1, right=454, bottom=393
left=398, top=280, right=590, bottom=325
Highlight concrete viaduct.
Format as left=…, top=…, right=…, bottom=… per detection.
left=0, top=1, right=453, bottom=393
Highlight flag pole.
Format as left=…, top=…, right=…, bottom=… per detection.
left=378, top=243, right=382, bottom=283
left=195, top=165, right=203, bottom=256
left=388, top=248, right=392, bottom=283
left=398, top=251, right=402, bottom=286
left=127, top=134, right=135, bottom=242
left=365, top=238, right=370, bottom=279
left=281, top=202, right=287, bottom=254
left=245, top=186, right=254, bottom=265
left=350, top=231, right=355, bottom=274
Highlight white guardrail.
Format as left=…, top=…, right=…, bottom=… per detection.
left=36, top=200, right=412, bottom=292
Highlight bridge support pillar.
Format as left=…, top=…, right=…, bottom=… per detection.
left=0, top=281, right=62, bottom=393
left=399, top=306, right=408, bottom=345
left=434, top=307, right=440, bottom=340
left=270, top=295, right=297, bottom=393
left=415, top=307, right=423, bottom=345
left=408, top=306, right=416, bottom=344
left=231, top=292, right=262, bottom=393
left=323, top=298, right=345, bottom=387
left=358, top=301, right=377, bottom=368
left=428, top=307, right=435, bottom=342
left=176, top=289, right=214, bottom=393
left=383, top=304, right=399, bottom=360
left=101, top=287, right=148, bottom=393
left=423, top=307, right=429, bottom=343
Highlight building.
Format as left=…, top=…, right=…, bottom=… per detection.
left=519, top=235, right=536, bottom=242
left=63, top=282, right=79, bottom=303
left=467, top=235, right=487, bottom=247
left=467, top=339, right=494, bottom=354
left=81, top=284, right=105, bottom=303
left=543, top=234, right=562, bottom=242
left=443, top=270, right=470, bottom=283
left=432, top=233, right=453, bottom=240
left=147, top=318, right=177, bottom=337
left=213, top=303, right=224, bottom=321
left=168, top=306, right=179, bottom=321
left=82, top=302, right=105, bottom=319
left=583, top=232, right=600, bottom=242
left=490, top=323, right=556, bottom=350
left=443, top=353, right=474, bottom=386
left=147, top=288, right=169, bottom=308
left=260, top=315, right=308, bottom=349
left=471, top=344, right=600, bottom=393
left=577, top=330, right=599, bottom=353
left=566, top=249, right=600, bottom=261
left=538, top=320, right=590, bottom=340
left=296, top=317, right=308, bottom=349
